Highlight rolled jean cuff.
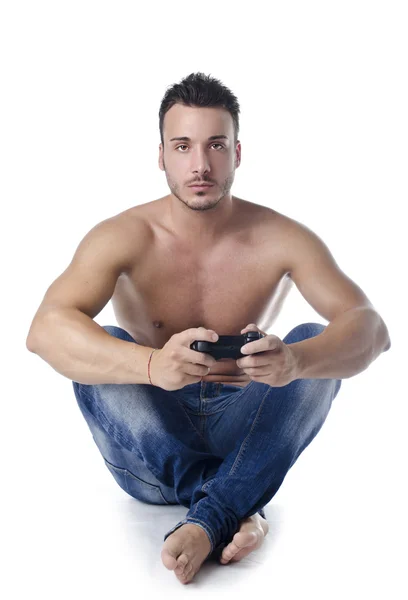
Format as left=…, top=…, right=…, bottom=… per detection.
left=163, top=518, right=216, bottom=555
left=163, top=507, right=266, bottom=556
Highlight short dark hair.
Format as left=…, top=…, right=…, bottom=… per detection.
left=159, top=72, right=240, bottom=146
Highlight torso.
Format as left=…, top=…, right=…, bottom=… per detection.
left=110, top=196, right=295, bottom=387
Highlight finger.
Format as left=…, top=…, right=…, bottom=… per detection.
left=237, top=355, right=270, bottom=368
left=184, top=327, right=218, bottom=366
left=242, top=335, right=281, bottom=354
left=241, top=342, right=268, bottom=354
left=185, top=362, right=212, bottom=377
left=244, top=367, right=271, bottom=377
left=187, top=327, right=219, bottom=343
left=187, top=348, right=217, bottom=368
left=241, top=324, right=268, bottom=338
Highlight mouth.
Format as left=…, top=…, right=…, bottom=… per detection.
left=188, top=184, right=214, bottom=191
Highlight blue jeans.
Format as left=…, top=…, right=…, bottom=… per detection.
left=72, top=323, right=342, bottom=561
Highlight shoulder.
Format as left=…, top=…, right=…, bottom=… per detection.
left=240, top=201, right=298, bottom=244
left=237, top=198, right=291, bottom=229
left=276, top=213, right=331, bottom=255
left=113, top=198, right=166, bottom=239
left=89, top=207, right=153, bottom=270
left=246, top=204, right=330, bottom=275
left=110, top=206, right=154, bottom=239
left=247, top=203, right=321, bottom=246
left=272, top=212, right=339, bottom=278
left=234, top=198, right=283, bottom=236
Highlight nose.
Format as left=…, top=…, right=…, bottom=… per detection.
left=191, top=147, right=211, bottom=177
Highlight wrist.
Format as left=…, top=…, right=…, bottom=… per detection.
left=288, top=343, right=306, bottom=380
left=148, top=348, right=158, bottom=385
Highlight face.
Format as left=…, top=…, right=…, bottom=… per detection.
left=158, top=103, right=241, bottom=212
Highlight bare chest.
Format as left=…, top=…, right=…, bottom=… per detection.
left=112, top=220, right=292, bottom=350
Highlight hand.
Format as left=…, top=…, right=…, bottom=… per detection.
left=150, top=326, right=218, bottom=391
left=237, top=323, right=300, bottom=387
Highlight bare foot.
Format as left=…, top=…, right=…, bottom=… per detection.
left=219, top=513, right=269, bottom=564
left=161, top=523, right=212, bottom=585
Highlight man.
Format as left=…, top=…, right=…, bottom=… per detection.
left=26, top=72, right=391, bottom=585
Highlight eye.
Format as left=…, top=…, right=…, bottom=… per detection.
left=175, top=143, right=225, bottom=152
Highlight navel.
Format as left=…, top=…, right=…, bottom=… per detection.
left=153, top=320, right=163, bottom=328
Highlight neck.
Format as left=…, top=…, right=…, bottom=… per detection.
left=165, top=192, right=236, bottom=246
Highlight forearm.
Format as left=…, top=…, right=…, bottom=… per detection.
left=26, top=308, right=154, bottom=385
left=288, top=307, right=391, bottom=380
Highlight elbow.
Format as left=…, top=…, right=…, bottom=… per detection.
left=380, top=318, right=391, bottom=352
left=26, top=322, right=47, bottom=353
left=26, top=310, right=55, bottom=353
left=26, top=322, right=41, bottom=352
left=26, top=333, right=38, bottom=353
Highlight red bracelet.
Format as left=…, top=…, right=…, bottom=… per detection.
left=148, top=349, right=157, bottom=385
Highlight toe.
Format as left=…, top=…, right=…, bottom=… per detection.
left=177, top=564, right=194, bottom=584
left=161, top=548, right=178, bottom=570
left=220, top=543, right=235, bottom=563
left=183, top=565, right=195, bottom=584
left=175, top=553, right=189, bottom=574
left=220, top=531, right=258, bottom=563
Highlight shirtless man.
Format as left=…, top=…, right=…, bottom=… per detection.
left=26, top=72, right=391, bottom=585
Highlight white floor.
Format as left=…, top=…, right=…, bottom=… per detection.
left=6, top=351, right=406, bottom=599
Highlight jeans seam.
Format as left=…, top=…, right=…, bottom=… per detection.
left=76, top=385, right=142, bottom=454
left=176, top=399, right=210, bottom=451
left=228, top=384, right=274, bottom=477
left=78, top=383, right=209, bottom=456
left=202, top=413, right=208, bottom=449
left=184, top=381, right=255, bottom=416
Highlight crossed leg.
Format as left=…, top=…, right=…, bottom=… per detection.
left=72, top=323, right=342, bottom=585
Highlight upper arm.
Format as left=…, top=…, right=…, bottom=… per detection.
left=285, top=219, right=374, bottom=322
left=29, top=218, right=144, bottom=325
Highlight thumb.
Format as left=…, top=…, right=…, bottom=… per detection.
left=241, top=323, right=267, bottom=336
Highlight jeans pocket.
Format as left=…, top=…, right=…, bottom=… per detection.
left=104, top=458, right=170, bottom=505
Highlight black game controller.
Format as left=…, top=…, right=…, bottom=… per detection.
left=190, top=331, right=265, bottom=360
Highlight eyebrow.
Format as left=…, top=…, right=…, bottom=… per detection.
left=169, top=135, right=229, bottom=142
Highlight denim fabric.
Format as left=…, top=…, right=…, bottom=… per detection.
left=72, top=323, right=342, bottom=561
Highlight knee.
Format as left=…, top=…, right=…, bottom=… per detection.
left=283, top=322, right=326, bottom=345
left=101, top=325, right=138, bottom=343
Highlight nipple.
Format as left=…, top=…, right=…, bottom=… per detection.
left=153, top=320, right=163, bottom=328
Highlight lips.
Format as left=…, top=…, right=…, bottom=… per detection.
left=189, top=183, right=213, bottom=187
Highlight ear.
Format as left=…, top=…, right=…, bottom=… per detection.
left=158, top=144, right=164, bottom=171
left=235, top=141, right=241, bottom=168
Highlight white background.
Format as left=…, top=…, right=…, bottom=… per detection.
left=1, top=1, right=406, bottom=598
